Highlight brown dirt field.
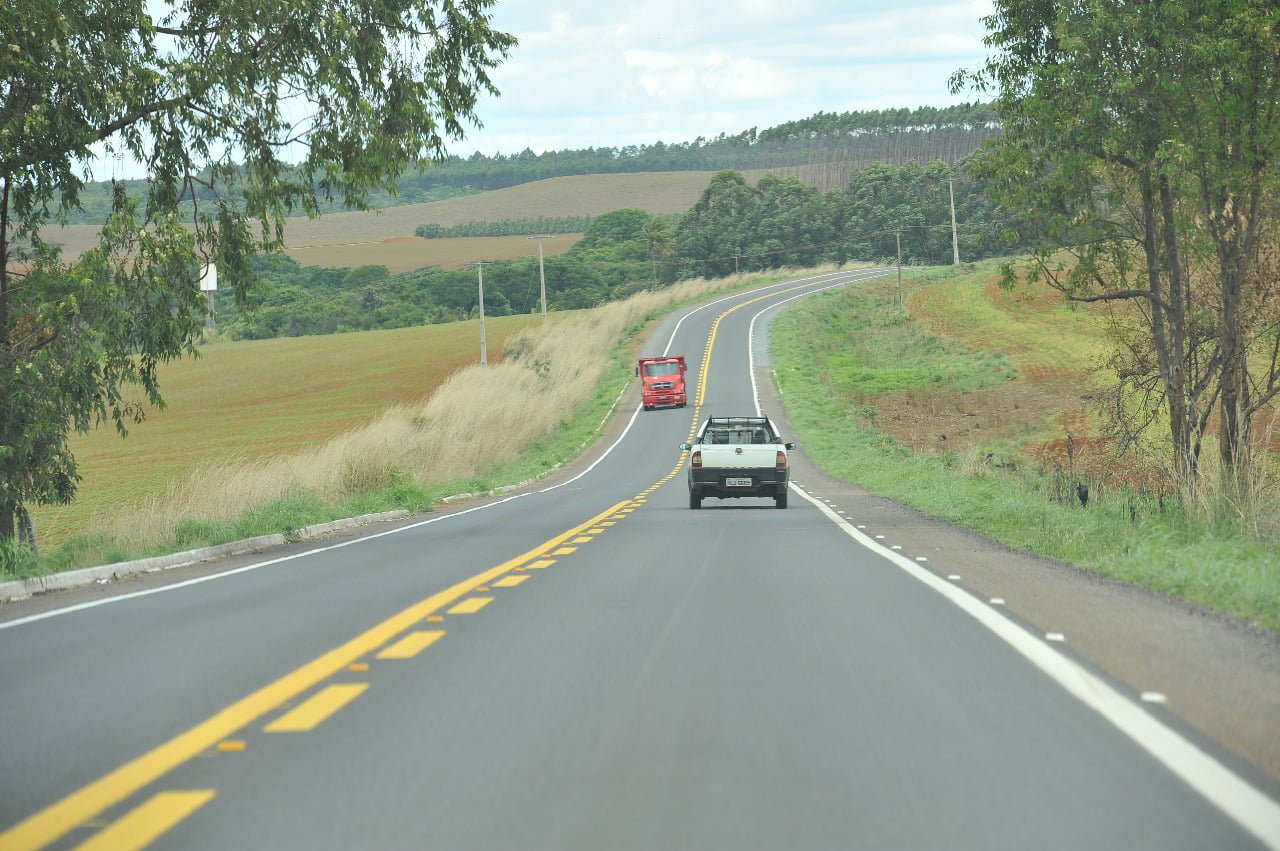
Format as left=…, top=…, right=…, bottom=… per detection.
left=29, top=316, right=537, bottom=547
left=41, top=166, right=834, bottom=267
left=867, top=373, right=1091, bottom=459
left=41, top=171, right=713, bottom=262
left=863, top=274, right=1112, bottom=484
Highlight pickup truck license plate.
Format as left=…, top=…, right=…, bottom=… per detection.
left=725, top=477, right=753, bottom=487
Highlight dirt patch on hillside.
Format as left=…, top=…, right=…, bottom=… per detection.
left=869, top=380, right=1089, bottom=457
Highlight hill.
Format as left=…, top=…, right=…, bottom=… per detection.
left=46, top=164, right=887, bottom=270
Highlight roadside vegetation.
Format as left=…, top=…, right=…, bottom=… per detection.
left=771, top=262, right=1279, bottom=633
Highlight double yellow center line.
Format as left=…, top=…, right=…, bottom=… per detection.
left=4, top=274, right=848, bottom=850
left=0, top=499, right=632, bottom=851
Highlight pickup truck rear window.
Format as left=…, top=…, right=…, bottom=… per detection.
left=706, top=428, right=772, bottom=445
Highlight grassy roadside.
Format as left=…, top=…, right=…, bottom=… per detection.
left=1, top=268, right=799, bottom=583
left=770, top=263, right=1280, bottom=633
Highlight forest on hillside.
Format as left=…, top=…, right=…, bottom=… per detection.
left=66, top=104, right=999, bottom=223
left=213, top=157, right=1016, bottom=340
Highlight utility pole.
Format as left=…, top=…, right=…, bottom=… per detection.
left=949, top=178, right=960, bottom=265
left=527, top=235, right=553, bottom=327
left=467, top=261, right=489, bottom=367
left=895, top=230, right=904, bottom=314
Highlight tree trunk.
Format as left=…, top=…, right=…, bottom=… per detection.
left=16, top=506, right=36, bottom=555
left=1157, top=175, right=1195, bottom=482
left=1143, top=172, right=1195, bottom=484
left=1219, top=262, right=1246, bottom=472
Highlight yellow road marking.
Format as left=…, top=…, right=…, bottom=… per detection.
left=7, top=276, right=831, bottom=851
left=72, top=791, right=214, bottom=851
left=0, top=497, right=632, bottom=851
left=553, top=546, right=577, bottom=555
left=215, top=741, right=244, bottom=753
left=493, top=575, right=530, bottom=588
left=264, top=683, right=369, bottom=733
left=570, top=536, right=593, bottom=544
left=376, top=630, right=445, bottom=660
left=589, top=527, right=605, bottom=533
left=448, top=597, right=493, bottom=615
left=526, top=559, right=556, bottom=569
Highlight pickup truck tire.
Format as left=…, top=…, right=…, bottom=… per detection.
left=689, top=491, right=702, bottom=509
left=775, top=491, right=788, bottom=509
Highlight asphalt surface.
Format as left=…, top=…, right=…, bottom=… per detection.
left=1, top=270, right=1277, bottom=850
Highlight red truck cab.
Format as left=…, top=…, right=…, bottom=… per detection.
left=637, top=355, right=688, bottom=411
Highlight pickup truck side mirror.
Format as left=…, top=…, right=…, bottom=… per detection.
left=785, top=442, right=796, bottom=450
left=679, top=443, right=692, bottom=450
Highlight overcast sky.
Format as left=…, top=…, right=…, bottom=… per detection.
left=454, top=0, right=997, bottom=158
left=93, top=1, right=996, bottom=179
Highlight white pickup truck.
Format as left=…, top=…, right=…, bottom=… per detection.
left=679, top=415, right=796, bottom=509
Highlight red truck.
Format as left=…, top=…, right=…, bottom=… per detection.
left=637, top=355, right=688, bottom=411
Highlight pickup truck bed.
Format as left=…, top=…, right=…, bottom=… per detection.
left=680, top=416, right=795, bottom=509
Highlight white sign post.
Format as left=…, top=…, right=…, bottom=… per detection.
left=199, top=263, right=218, bottom=329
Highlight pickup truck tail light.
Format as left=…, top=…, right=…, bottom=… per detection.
left=775, top=450, right=787, bottom=472
left=691, top=450, right=702, bottom=469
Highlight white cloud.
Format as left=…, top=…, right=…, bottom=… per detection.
left=456, top=1, right=995, bottom=157
left=90, top=2, right=998, bottom=173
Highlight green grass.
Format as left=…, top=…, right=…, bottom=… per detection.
left=771, top=263, right=1280, bottom=633
left=804, top=287, right=1016, bottom=397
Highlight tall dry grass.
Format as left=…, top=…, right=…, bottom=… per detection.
left=108, top=269, right=824, bottom=549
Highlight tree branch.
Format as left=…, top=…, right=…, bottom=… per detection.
left=1067, top=288, right=1156, bottom=304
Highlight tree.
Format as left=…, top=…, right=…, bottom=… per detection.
left=0, top=0, right=515, bottom=541
left=956, top=0, right=1280, bottom=488
left=642, top=216, right=673, bottom=288
left=674, top=171, right=758, bottom=278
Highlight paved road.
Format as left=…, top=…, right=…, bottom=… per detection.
left=1, top=270, right=1277, bottom=850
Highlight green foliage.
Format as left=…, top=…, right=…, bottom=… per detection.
left=0, top=0, right=515, bottom=538
left=235, top=491, right=330, bottom=541
left=789, top=286, right=1017, bottom=397
left=215, top=211, right=670, bottom=339
left=576, top=209, right=652, bottom=249
left=771, top=280, right=1280, bottom=632
left=956, top=0, right=1280, bottom=487
left=669, top=162, right=1015, bottom=278
left=414, top=216, right=595, bottom=238
left=0, top=535, right=37, bottom=579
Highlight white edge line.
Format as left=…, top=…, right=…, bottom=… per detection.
left=748, top=269, right=891, bottom=414
left=742, top=267, right=1280, bottom=847
left=791, top=482, right=1280, bottom=849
